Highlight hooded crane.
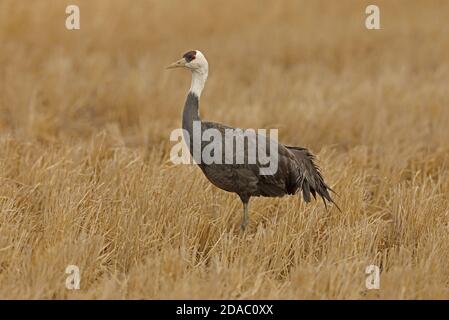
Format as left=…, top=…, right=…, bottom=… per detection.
left=167, top=50, right=339, bottom=231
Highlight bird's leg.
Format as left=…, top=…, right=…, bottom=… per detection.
left=241, top=201, right=249, bottom=231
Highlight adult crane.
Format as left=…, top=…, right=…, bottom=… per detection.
left=167, top=50, right=339, bottom=231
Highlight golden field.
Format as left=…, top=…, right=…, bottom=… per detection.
left=0, top=0, right=448, bottom=299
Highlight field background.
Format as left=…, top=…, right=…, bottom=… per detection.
left=0, top=0, right=449, bottom=299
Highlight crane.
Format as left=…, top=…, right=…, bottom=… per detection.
left=167, top=50, right=339, bottom=231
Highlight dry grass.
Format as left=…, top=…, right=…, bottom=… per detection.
left=0, top=0, right=449, bottom=299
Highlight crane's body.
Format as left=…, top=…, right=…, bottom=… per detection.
left=168, top=50, right=338, bottom=230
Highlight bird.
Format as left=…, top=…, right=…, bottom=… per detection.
left=167, top=50, right=339, bottom=231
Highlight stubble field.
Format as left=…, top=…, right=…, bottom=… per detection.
left=0, top=0, right=449, bottom=299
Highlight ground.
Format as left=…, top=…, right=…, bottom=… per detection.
left=0, top=0, right=448, bottom=299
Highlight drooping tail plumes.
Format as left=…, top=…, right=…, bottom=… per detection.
left=286, top=146, right=340, bottom=211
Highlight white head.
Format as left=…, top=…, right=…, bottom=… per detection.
left=167, top=50, right=208, bottom=74
left=167, top=50, right=209, bottom=97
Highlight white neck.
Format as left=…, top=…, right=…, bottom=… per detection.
left=189, top=70, right=208, bottom=98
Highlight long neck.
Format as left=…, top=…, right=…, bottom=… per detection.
left=182, top=70, right=207, bottom=134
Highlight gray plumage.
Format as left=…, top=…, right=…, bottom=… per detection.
left=182, top=92, right=339, bottom=230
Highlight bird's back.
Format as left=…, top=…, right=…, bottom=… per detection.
left=190, top=120, right=337, bottom=208
left=193, top=121, right=299, bottom=200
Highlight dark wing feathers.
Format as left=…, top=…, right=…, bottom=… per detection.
left=197, top=121, right=339, bottom=210
left=286, top=146, right=340, bottom=211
